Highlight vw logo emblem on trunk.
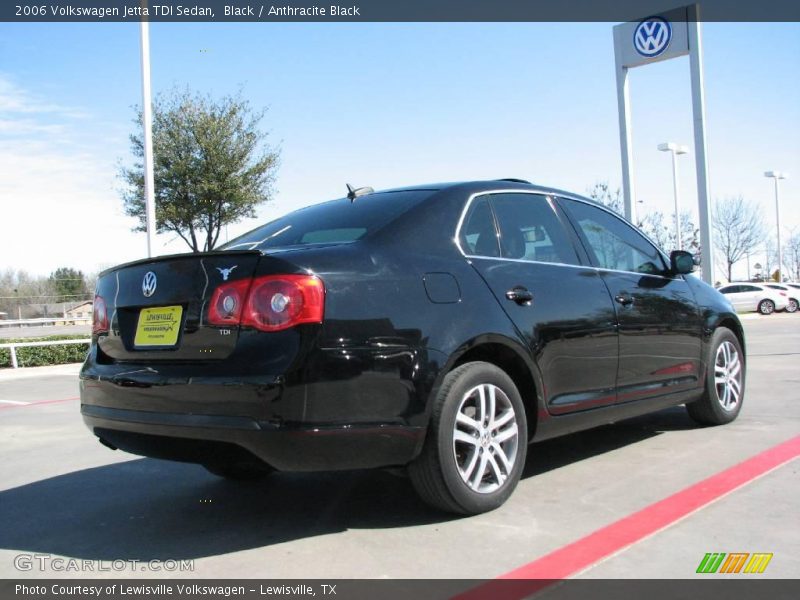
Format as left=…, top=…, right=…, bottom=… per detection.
left=142, top=271, right=157, bottom=297
left=633, top=17, right=672, bottom=58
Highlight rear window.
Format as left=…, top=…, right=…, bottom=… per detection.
left=220, top=190, right=434, bottom=251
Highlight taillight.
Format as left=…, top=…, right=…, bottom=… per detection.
left=92, top=295, right=109, bottom=334
left=208, top=274, right=324, bottom=332
left=208, top=279, right=252, bottom=327
left=779, top=292, right=787, bottom=297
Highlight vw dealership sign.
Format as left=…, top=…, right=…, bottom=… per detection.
left=633, top=17, right=672, bottom=57
left=615, top=8, right=688, bottom=69
left=613, top=4, right=714, bottom=285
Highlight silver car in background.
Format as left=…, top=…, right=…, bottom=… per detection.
left=717, top=283, right=788, bottom=315
left=762, top=283, right=799, bottom=313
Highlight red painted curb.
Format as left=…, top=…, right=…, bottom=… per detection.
left=457, top=435, right=800, bottom=599
left=0, top=396, right=79, bottom=410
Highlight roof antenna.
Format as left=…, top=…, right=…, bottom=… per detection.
left=346, top=183, right=374, bottom=202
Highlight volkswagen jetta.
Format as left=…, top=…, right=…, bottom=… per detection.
left=81, top=180, right=746, bottom=514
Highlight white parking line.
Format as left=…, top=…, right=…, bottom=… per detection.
left=0, top=399, right=30, bottom=405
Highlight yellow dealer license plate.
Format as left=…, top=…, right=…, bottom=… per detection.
left=134, top=306, right=183, bottom=348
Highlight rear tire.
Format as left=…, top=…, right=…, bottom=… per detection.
left=758, top=299, right=775, bottom=315
left=203, top=463, right=274, bottom=481
left=686, top=327, right=745, bottom=426
left=409, top=361, right=527, bottom=515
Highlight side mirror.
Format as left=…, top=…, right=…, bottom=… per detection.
left=670, top=250, right=695, bottom=275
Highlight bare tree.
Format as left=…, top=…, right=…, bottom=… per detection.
left=712, top=196, right=765, bottom=282
left=785, top=229, right=800, bottom=281
left=587, top=182, right=701, bottom=263
left=587, top=181, right=624, bottom=216
left=639, top=210, right=700, bottom=254
left=764, top=237, right=777, bottom=282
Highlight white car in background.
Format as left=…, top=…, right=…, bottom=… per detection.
left=717, top=283, right=788, bottom=315
left=763, top=283, right=799, bottom=313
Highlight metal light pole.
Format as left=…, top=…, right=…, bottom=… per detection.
left=764, top=171, right=788, bottom=281
left=140, top=8, right=157, bottom=258
left=658, top=142, right=689, bottom=250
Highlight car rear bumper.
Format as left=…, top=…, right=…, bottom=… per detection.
left=81, top=403, right=423, bottom=471
left=79, top=347, right=428, bottom=471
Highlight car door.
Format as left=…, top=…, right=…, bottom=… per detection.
left=739, top=285, right=761, bottom=311
left=458, top=191, right=618, bottom=414
left=556, top=197, right=703, bottom=404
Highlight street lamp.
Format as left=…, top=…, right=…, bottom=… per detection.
left=764, top=171, right=788, bottom=281
left=658, top=142, right=690, bottom=250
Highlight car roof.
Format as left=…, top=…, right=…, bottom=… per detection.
left=378, top=179, right=601, bottom=206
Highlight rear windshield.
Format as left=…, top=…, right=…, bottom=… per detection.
left=220, top=190, right=434, bottom=251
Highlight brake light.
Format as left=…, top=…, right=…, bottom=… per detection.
left=208, top=279, right=252, bottom=327
left=779, top=292, right=787, bottom=297
left=208, top=274, right=324, bottom=332
left=92, top=295, right=109, bottom=334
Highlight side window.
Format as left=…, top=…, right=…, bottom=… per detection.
left=559, top=198, right=667, bottom=274
left=459, top=197, right=499, bottom=257
left=720, top=286, right=739, bottom=294
left=489, top=194, right=579, bottom=265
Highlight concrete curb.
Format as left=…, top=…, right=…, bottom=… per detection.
left=0, top=362, right=82, bottom=381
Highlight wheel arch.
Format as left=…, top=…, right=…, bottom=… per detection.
left=436, top=335, right=543, bottom=442
left=716, top=315, right=746, bottom=362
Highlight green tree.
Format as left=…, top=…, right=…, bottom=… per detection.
left=121, top=88, right=280, bottom=252
left=49, top=267, right=89, bottom=303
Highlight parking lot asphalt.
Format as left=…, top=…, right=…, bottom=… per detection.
left=0, top=314, right=797, bottom=580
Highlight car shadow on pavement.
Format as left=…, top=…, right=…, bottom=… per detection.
left=0, top=459, right=451, bottom=562
left=523, top=405, right=699, bottom=478
left=0, top=407, right=700, bottom=563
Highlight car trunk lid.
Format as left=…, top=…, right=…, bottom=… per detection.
left=95, top=251, right=262, bottom=361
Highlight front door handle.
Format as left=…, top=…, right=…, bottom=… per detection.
left=615, top=294, right=634, bottom=306
left=506, top=286, right=533, bottom=306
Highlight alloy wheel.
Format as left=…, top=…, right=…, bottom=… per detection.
left=452, top=383, right=519, bottom=494
left=714, top=340, right=742, bottom=412
left=759, top=300, right=774, bottom=315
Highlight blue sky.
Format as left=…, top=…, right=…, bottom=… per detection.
left=1, top=22, right=798, bottom=280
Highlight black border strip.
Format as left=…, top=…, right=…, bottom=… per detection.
left=3, top=1, right=800, bottom=23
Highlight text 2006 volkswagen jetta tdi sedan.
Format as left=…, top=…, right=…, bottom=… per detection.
left=81, top=179, right=745, bottom=514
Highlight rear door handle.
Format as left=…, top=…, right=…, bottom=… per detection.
left=506, top=286, right=533, bottom=306
left=615, top=294, right=634, bottom=306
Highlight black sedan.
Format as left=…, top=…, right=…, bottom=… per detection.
left=81, top=179, right=746, bottom=514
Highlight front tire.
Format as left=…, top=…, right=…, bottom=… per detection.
left=785, top=298, right=798, bottom=313
left=758, top=299, right=775, bottom=315
left=686, top=327, right=745, bottom=426
left=409, top=361, right=527, bottom=515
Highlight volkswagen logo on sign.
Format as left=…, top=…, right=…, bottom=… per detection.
left=142, top=271, right=157, bottom=297
left=633, top=17, right=672, bottom=58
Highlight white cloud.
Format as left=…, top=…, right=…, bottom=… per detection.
left=0, top=74, right=182, bottom=276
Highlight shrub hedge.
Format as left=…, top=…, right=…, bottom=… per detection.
left=0, top=335, right=90, bottom=368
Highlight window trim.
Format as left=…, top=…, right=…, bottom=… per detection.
left=553, top=194, right=676, bottom=280
left=454, top=189, right=585, bottom=268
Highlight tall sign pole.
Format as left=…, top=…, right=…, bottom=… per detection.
left=139, top=4, right=157, bottom=258
left=613, top=4, right=714, bottom=283
left=687, top=5, right=713, bottom=282
left=614, top=32, right=637, bottom=224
